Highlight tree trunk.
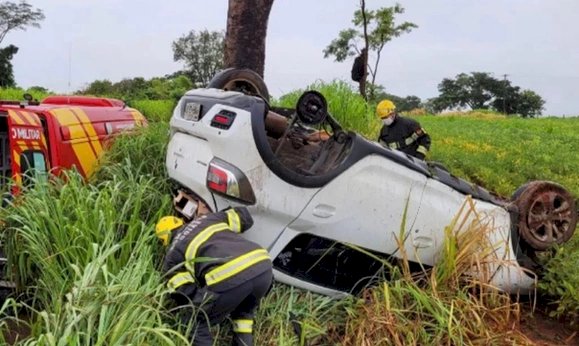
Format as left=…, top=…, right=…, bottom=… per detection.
left=359, top=49, right=368, bottom=100
left=359, top=0, right=369, bottom=100
left=224, top=0, right=274, bottom=78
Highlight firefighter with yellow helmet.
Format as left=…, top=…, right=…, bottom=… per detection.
left=156, top=204, right=272, bottom=346
left=376, top=99, right=431, bottom=160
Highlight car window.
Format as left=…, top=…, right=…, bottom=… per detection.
left=20, top=150, right=48, bottom=187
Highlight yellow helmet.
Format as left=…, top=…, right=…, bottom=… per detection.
left=155, top=216, right=184, bottom=246
left=376, top=99, right=396, bottom=119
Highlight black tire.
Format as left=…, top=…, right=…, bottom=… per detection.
left=207, top=68, right=270, bottom=101
left=510, top=182, right=531, bottom=202
left=513, top=181, right=577, bottom=251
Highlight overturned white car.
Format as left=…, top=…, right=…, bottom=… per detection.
left=165, top=69, right=577, bottom=297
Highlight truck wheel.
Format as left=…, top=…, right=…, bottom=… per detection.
left=513, top=181, right=577, bottom=251
left=207, top=68, right=270, bottom=101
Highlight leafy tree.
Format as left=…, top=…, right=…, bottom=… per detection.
left=516, top=90, right=545, bottom=118
left=0, top=1, right=44, bottom=87
left=0, top=0, right=45, bottom=45
left=26, top=85, right=49, bottom=94
left=79, top=79, right=115, bottom=96
left=490, top=81, right=520, bottom=115
left=145, top=75, right=192, bottom=101
left=114, top=77, right=149, bottom=99
left=434, top=72, right=501, bottom=111
left=324, top=1, right=417, bottom=99
left=224, top=0, right=274, bottom=77
left=172, top=29, right=225, bottom=86
left=432, top=72, right=545, bottom=117
left=492, top=87, right=545, bottom=118
left=78, top=75, right=193, bottom=101
left=0, top=44, right=18, bottom=87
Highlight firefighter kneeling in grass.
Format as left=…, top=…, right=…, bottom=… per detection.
left=156, top=204, right=273, bottom=346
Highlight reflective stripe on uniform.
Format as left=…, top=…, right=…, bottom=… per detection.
left=232, top=319, right=253, bottom=333
left=167, top=271, right=195, bottom=291
left=205, top=249, right=270, bottom=286
left=226, top=209, right=241, bottom=233
left=417, top=145, right=428, bottom=155
left=404, top=132, right=420, bottom=146
left=184, top=222, right=230, bottom=274
left=387, top=128, right=427, bottom=149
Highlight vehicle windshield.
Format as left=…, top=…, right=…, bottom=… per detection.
left=252, top=101, right=431, bottom=188
left=253, top=106, right=355, bottom=187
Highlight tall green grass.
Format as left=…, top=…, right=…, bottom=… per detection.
left=342, top=198, right=533, bottom=345
left=216, top=285, right=352, bottom=345
left=0, top=88, right=50, bottom=102
left=0, top=121, right=183, bottom=344
left=0, top=81, right=577, bottom=344
left=130, top=100, right=176, bottom=123
left=0, top=168, right=184, bottom=344
left=274, top=80, right=381, bottom=138
left=93, top=122, right=170, bottom=184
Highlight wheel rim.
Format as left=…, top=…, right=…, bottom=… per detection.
left=222, top=79, right=260, bottom=96
left=526, top=190, right=574, bottom=244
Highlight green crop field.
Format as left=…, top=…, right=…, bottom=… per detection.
left=0, top=83, right=577, bottom=345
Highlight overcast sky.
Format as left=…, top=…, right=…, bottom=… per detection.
left=6, top=0, right=579, bottom=115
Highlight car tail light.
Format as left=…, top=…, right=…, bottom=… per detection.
left=206, top=158, right=256, bottom=204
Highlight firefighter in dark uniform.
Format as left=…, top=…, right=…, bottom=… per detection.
left=155, top=204, right=273, bottom=346
left=376, top=99, right=431, bottom=160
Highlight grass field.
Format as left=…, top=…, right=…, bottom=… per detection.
left=0, top=83, right=577, bottom=345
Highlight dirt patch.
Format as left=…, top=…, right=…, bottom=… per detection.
left=519, top=305, right=577, bottom=346
left=3, top=318, right=30, bottom=345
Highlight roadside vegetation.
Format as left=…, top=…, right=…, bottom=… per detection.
left=0, top=87, right=50, bottom=102
left=0, top=81, right=577, bottom=345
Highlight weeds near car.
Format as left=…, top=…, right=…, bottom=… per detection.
left=274, top=80, right=381, bottom=138
left=0, top=88, right=50, bottom=102
left=342, top=197, right=534, bottom=345
left=0, top=81, right=577, bottom=344
left=0, top=168, right=183, bottom=344
left=130, top=100, right=176, bottom=123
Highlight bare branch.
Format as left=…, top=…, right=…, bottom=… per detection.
left=0, top=1, right=45, bottom=45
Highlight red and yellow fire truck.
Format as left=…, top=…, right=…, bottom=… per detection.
left=0, top=95, right=146, bottom=192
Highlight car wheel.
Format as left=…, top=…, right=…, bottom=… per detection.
left=513, top=181, right=577, bottom=251
left=510, top=182, right=531, bottom=201
left=207, top=68, right=270, bottom=101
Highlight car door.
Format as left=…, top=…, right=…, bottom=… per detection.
left=7, top=109, right=49, bottom=192
left=274, top=154, right=429, bottom=262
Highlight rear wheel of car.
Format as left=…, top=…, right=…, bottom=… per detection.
left=207, top=68, right=270, bottom=101
left=512, top=181, right=577, bottom=251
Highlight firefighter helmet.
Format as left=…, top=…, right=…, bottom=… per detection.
left=155, top=216, right=184, bottom=246
left=376, top=99, right=396, bottom=119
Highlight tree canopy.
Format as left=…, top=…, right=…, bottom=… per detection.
left=0, top=44, right=18, bottom=87
left=431, top=72, right=545, bottom=117
left=77, top=75, right=193, bottom=101
left=172, top=29, right=224, bottom=86
left=324, top=1, right=417, bottom=99
left=0, top=1, right=45, bottom=45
